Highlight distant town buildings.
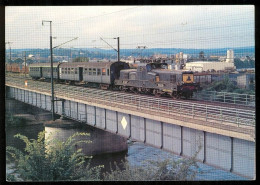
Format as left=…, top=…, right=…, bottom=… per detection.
left=184, top=49, right=236, bottom=72
left=153, top=54, right=168, bottom=59
left=237, top=73, right=255, bottom=89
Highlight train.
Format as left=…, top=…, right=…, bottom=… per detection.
left=6, top=63, right=29, bottom=73
left=10, top=61, right=200, bottom=99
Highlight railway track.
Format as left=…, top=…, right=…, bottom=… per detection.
left=6, top=75, right=255, bottom=128
left=6, top=73, right=255, bottom=111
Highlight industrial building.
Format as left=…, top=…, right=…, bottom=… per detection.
left=185, top=61, right=235, bottom=72
left=184, top=49, right=236, bottom=72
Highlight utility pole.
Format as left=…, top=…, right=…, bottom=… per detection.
left=42, top=20, right=55, bottom=121
left=24, top=51, right=27, bottom=77
left=5, top=42, right=13, bottom=62
left=137, top=46, right=147, bottom=62
left=100, top=37, right=120, bottom=62
left=70, top=47, right=73, bottom=62
left=117, top=37, right=120, bottom=62
left=5, top=43, right=7, bottom=63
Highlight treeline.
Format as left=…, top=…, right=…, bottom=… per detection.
left=203, top=77, right=255, bottom=95
left=234, top=58, right=255, bottom=69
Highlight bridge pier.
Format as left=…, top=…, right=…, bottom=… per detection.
left=6, top=97, right=128, bottom=156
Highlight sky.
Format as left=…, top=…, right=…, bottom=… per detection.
left=5, top=5, right=255, bottom=50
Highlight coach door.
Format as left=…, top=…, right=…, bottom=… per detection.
left=40, top=67, right=43, bottom=78
left=79, top=67, right=83, bottom=81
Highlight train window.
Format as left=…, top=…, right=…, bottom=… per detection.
left=68, top=68, right=70, bottom=74
left=93, top=68, right=96, bottom=75
left=75, top=68, right=78, bottom=74
left=97, top=69, right=101, bottom=75
left=84, top=68, right=88, bottom=74
left=89, top=68, right=92, bottom=75
left=102, top=68, right=106, bottom=75
left=107, top=69, right=110, bottom=76
left=71, top=68, right=74, bottom=74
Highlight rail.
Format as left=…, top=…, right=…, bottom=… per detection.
left=6, top=72, right=255, bottom=107
left=193, top=90, right=255, bottom=106
left=6, top=76, right=255, bottom=128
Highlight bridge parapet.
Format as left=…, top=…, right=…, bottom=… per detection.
left=6, top=76, right=255, bottom=142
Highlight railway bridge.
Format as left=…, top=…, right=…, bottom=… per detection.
left=5, top=75, right=255, bottom=179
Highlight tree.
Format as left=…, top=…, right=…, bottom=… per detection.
left=199, top=51, right=205, bottom=60
left=73, top=57, right=89, bottom=62
left=6, top=131, right=103, bottom=181
left=203, top=76, right=255, bottom=95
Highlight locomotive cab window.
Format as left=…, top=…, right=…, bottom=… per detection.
left=146, top=64, right=152, bottom=72
left=107, top=69, right=110, bottom=76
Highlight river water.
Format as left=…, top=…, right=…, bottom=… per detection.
left=6, top=99, right=248, bottom=181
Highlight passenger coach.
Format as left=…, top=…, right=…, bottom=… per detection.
left=58, top=61, right=129, bottom=89
left=29, top=63, right=60, bottom=79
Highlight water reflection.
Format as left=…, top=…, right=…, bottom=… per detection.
left=45, top=125, right=127, bottom=156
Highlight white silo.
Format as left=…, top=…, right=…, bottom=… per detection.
left=226, top=49, right=234, bottom=63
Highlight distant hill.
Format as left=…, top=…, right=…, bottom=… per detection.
left=9, top=46, right=255, bottom=60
